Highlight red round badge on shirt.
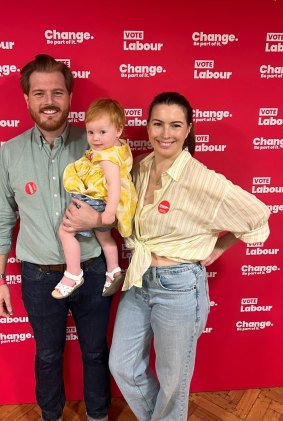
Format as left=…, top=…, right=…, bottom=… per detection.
left=158, top=200, right=170, bottom=214
left=25, top=182, right=37, bottom=195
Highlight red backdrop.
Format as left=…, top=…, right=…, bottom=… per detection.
left=0, top=0, right=282, bottom=404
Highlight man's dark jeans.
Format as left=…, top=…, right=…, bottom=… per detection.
left=21, top=255, right=112, bottom=421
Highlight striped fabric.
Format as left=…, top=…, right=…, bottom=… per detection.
left=123, top=150, right=270, bottom=290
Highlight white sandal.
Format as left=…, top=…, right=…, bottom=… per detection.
left=102, top=267, right=124, bottom=297
left=51, top=270, right=84, bottom=299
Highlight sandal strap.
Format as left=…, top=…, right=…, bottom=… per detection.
left=55, top=282, right=75, bottom=296
left=103, top=280, right=112, bottom=289
left=105, top=267, right=121, bottom=281
left=64, top=270, right=83, bottom=285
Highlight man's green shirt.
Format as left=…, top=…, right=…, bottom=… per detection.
left=0, top=124, right=101, bottom=264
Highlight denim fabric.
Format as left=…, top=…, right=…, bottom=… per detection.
left=109, top=263, right=210, bottom=421
left=42, top=418, right=62, bottom=421
left=71, top=193, right=110, bottom=236
left=21, top=255, right=111, bottom=421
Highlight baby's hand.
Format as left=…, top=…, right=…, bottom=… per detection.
left=101, top=211, right=116, bottom=226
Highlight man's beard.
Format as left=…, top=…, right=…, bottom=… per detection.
left=29, top=107, right=70, bottom=132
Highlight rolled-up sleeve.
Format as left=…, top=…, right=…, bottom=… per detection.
left=0, top=145, right=18, bottom=254
left=213, top=182, right=270, bottom=244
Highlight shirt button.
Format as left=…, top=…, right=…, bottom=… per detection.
left=54, top=194, right=58, bottom=198
left=53, top=176, right=56, bottom=180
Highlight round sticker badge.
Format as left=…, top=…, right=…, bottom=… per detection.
left=158, top=200, right=170, bottom=214
left=25, top=182, right=37, bottom=195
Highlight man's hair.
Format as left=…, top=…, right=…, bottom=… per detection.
left=20, top=54, right=74, bottom=95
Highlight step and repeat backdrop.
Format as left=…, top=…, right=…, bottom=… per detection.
left=0, top=0, right=282, bottom=405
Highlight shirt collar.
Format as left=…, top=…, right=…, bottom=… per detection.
left=32, top=123, right=70, bottom=146
left=140, top=150, right=192, bottom=181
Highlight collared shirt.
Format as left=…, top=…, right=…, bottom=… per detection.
left=0, top=124, right=101, bottom=264
left=123, top=150, right=270, bottom=290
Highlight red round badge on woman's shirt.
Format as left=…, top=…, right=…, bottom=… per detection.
left=158, top=200, right=170, bottom=214
left=25, top=182, right=37, bottom=195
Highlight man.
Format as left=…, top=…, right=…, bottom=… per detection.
left=0, top=54, right=111, bottom=421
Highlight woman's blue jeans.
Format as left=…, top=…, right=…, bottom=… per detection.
left=109, top=262, right=210, bottom=421
left=21, top=255, right=112, bottom=421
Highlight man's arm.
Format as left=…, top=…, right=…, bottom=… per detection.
left=0, top=146, right=16, bottom=317
left=0, top=254, right=13, bottom=317
left=62, top=198, right=104, bottom=233
left=62, top=162, right=121, bottom=232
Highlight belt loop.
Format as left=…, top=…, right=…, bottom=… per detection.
left=152, top=266, right=157, bottom=279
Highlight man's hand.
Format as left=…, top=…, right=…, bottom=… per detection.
left=62, top=198, right=103, bottom=233
left=0, top=284, right=13, bottom=318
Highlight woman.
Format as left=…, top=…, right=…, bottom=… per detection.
left=111, top=91, right=270, bottom=421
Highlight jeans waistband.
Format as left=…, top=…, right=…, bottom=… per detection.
left=148, top=262, right=201, bottom=276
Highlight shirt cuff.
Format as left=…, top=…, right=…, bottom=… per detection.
left=234, top=222, right=270, bottom=244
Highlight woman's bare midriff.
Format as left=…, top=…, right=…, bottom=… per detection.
left=150, top=253, right=179, bottom=267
